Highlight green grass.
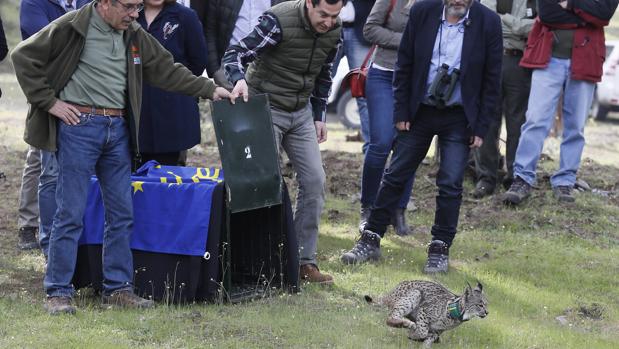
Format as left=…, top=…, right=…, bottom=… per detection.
left=1, top=160, right=618, bottom=348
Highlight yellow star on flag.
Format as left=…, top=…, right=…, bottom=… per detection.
left=131, top=181, right=144, bottom=194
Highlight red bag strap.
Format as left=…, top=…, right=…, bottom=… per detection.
left=360, top=0, right=398, bottom=69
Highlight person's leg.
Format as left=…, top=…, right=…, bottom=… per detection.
left=472, top=114, right=500, bottom=195
left=423, top=109, right=470, bottom=274
left=550, top=72, right=595, bottom=188
left=367, top=108, right=436, bottom=236
left=342, top=27, right=371, bottom=152
left=95, top=116, right=134, bottom=296
left=431, top=112, right=470, bottom=247
left=362, top=67, right=415, bottom=209
left=38, top=150, right=59, bottom=258
left=139, top=152, right=182, bottom=166
left=17, top=146, right=41, bottom=250
left=280, top=106, right=332, bottom=283
left=502, top=54, right=531, bottom=187
left=512, top=58, right=567, bottom=186
left=281, top=106, right=325, bottom=267
left=45, top=114, right=102, bottom=302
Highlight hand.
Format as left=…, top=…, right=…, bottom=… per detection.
left=48, top=100, right=81, bottom=125
left=212, top=87, right=232, bottom=101
left=469, top=136, right=483, bottom=149
left=559, top=0, right=568, bottom=9
left=230, top=79, right=249, bottom=104
left=315, top=121, right=327, bottom=143
left=396, top=121, right=410, bottom=131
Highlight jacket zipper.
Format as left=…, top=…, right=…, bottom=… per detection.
left=298, top=34, right=319, bottom=111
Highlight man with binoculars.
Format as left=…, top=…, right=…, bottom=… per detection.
left=341, top=0, right=502, bottom=273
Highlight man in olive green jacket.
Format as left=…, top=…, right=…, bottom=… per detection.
left=223, top=0, right=345, bottom=285
left=11, top=0, right=231, bottom=315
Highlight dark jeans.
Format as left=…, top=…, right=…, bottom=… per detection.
left=473, top=54, right=531, bottom=187
left=361, top=67, right=414, bottom=209
left=366, top=105, right=470, bottom=245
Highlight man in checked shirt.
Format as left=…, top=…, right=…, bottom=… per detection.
left=223, top=0, right=346, bottom=285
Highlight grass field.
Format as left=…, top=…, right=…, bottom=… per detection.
left=0, top=3, right=618, bottom=348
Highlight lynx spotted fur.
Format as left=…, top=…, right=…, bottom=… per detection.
left=365, top=280, right=488, bottom=347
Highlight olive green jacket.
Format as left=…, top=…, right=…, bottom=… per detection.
left=245, top=0, right=341, bottom=114
left=11, top=1, right=217, bottom=152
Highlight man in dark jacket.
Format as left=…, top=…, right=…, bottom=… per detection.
left=341, top=0, right=502, bottom=273
left=206, top=0, right=288, bottom=89
left=503, top=0, right=619, bottom=205
left=223, top=0, right=345, bottom=285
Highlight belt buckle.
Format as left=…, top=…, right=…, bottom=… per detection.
left=102, top=108, right=110, bottom=117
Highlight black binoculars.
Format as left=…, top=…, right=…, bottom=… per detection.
left=428, top=63, right=460, bottom=109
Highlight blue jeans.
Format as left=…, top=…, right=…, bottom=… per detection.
left=513, top=58, right=595, bottom=187
left=362, top=67, right=414, bottom=209
left=45, top=114, right=134, bottom=297
left=367, top=105, right=470, bottom=246
left=38, top=150, right=58, bottom=258
left=332, top=27, right=370, bottom=152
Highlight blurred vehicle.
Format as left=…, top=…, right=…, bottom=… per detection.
left=328, top=58, right=361, bottom=129
left=590, top=40, right=619, bottom=120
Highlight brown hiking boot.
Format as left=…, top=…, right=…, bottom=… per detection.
left=44, top=296, right=76, bottom=315
left=299, top=264, right=334, bottom=285
left=102, top=289, right=154, bottom=309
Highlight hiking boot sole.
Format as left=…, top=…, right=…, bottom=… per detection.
left=503, top=193, right=528, bottom=206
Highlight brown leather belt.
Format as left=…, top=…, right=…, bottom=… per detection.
left=71, top=104, right=125, bottom=117
left=504, top=48, right=524, bottom=56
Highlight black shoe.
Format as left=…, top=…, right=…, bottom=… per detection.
left=553, top=185, right=575, bottom=203
left=18, top=227, right=39, bottom=250
left=503, top=177, right=532, bottom=205
left=391, top=208, right=411, bottom=236
left=472, top=181, right=495, bottom=199
left=423, top=240, right=449, bottom=274
left=341, top=230, right=382, bottom=265
left=359, top=207, right=371, bottom=233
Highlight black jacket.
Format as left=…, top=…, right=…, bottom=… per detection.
left=0, top=16, right=7, bottom=62
left=205, top=0, right=287, bottom=76
left=393, top=0, right=502, bottom=138
left=351, top=0, right=375, bottom=46
left=190, top=0, right=207, bottom=45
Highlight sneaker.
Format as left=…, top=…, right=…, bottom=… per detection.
left=44, top=296, right=76, bottom=315
left=423, top=240, right=450, bottom=274
left=472, top=181, right=495, bottom=199
left=503, top=177, right=532, bottom=205
left=359, top=206, right=371, bottom=233
left=18, top=227, right=39, bottom=250
left=341, top=230, right=382, bottom=265
left=391, top=208, right=411, bottom=236
left=299, top=264, right=334, bottom=285
left=102, top=289, right=154, bottom=309
left=553, top=185, right=575, bottom=203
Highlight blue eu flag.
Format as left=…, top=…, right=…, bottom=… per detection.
left=82, top=161, right=223, bottom=256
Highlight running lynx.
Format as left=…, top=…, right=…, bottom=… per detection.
left=365, top=280, right=488, bottom=347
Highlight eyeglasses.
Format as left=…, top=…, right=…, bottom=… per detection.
left=114, top=0, right=144, bottom=13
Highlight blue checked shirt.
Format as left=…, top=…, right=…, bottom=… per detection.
left=222, top=12, right=341, bottom=122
